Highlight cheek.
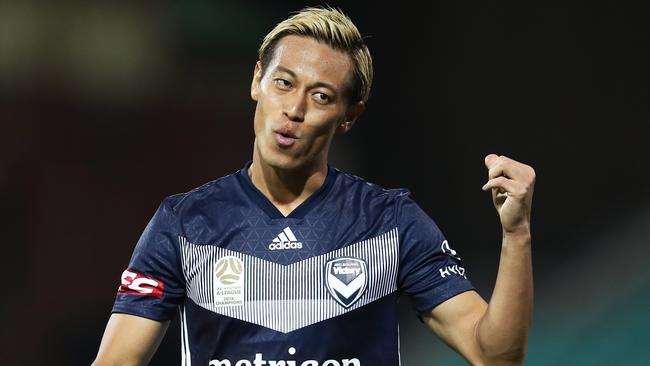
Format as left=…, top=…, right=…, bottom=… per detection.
left=254, top=95, right=279, bottom=130
left=253, top=103, right=264, bottom=134
left=259, top=91, right=284, bottom=119
left=313, top=120, right=338, bottom=136
left=307, top=115, right=342, bottom=142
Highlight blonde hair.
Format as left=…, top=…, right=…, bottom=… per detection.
left=258, top=6, right=373, bottom=104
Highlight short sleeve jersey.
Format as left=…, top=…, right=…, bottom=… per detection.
left=112, top=162, right=474, bottom=366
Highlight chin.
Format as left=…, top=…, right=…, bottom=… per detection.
left=261, top=148, right=304, bottom=171
left=272, top=157, right=307, bottom=172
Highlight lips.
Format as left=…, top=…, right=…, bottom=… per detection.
left=275, top=127, right=297, bottom=139
left=274, top=127, right=298, bottom=148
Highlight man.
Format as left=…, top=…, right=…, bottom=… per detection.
left=93, top=6, right=535, bottom=366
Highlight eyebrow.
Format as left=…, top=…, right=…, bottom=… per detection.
left=274, top=65, right=339, bottom=95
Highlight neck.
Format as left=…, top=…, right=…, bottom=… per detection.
left=249, top=147, right=328, bottom=216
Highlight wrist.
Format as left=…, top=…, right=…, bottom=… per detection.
left=502, top=226, right=531, bottom=241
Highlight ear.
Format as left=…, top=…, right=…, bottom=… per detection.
left=336, top=101, right=365, bottom=134
left=251, top=61, right=263, bottom=102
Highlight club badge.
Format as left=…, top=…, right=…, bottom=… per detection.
left=325, top=257, right=368, bottom=308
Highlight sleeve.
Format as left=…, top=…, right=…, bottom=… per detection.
left=111, top=197, right=186, bottom=321
left=397, top=195, right=475, bottom=315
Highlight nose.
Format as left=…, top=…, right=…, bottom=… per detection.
left=283, top=91, right=306, bottom=122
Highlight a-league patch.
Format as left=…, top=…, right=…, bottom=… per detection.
left=214, top=256, right=245, bottom=307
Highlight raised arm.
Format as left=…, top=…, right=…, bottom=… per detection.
left=92, top=313, right=169, bottom=366
left=423, top=154, right=535, bottom=365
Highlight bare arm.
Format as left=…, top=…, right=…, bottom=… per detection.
left=423, top=154, right=535, bottom=365
left=92, top=313, right=169, bottom=366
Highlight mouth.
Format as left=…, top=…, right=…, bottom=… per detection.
left=275, top=127, right=297, bottom=139
left=274, top=127, right=298, bottom=147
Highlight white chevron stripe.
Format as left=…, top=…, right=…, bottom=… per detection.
left=178, top=228, right=399, bottom=333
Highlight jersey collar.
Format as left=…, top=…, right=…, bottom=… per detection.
left=237, top=160, right=336, bottom=219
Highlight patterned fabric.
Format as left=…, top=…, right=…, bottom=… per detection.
left=112, top=161, right=474, bottom=365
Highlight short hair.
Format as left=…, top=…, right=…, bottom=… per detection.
left=258, top=6, right=373, bottom=105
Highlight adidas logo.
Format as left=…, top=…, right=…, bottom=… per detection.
left=268, top=227, right=303, bottom=250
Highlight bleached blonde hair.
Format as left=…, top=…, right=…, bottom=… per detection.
left=258, top=6, right=373, bottom=104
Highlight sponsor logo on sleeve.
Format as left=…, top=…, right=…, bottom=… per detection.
left=439, top=264, right=467, bottom=279
left=325, top=257, right=368, bottom=308
left=118, top=269, right=164, bottom=298
left=214, top=256, right=245, bottom=307
left=441, top=240, right=461, bottom=260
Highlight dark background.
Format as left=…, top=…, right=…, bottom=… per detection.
left=1, top=1, right=649, bottom=365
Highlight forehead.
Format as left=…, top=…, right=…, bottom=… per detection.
left=268, top=35, right=353, bottom=91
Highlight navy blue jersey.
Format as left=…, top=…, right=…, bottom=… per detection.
left=112, top=161, right=474, bottom=366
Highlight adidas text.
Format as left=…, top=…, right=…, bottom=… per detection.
left=269, top=241, right=303, bottom=250
left=269, top=227, right=303, bottom=251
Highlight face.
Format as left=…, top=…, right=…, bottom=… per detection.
left=251, top=35, right=364, bottom=172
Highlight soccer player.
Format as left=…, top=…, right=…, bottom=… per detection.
left=93, top=7, right=535, bottom=366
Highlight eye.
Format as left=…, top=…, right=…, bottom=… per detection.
left=274, top=79, right=292, bottom=90
left=313, top=92, right=331, bottom=104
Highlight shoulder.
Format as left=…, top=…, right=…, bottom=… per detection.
left=332, top=169, right=443, bottom=233
left=330, top=167, right=418, bottom=229
left=333, top=167, right=411, bottom=202
left=148, top=170, right=244, bottom=241
left=159, top=170, right=242, bottom=213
